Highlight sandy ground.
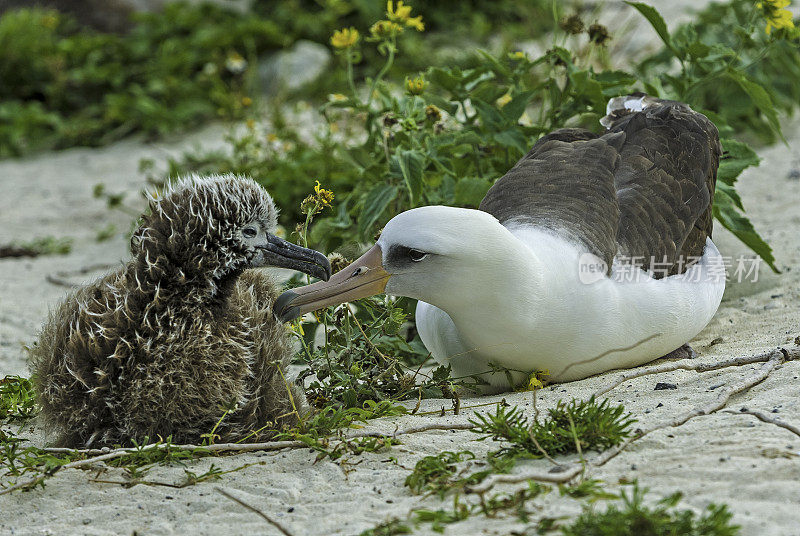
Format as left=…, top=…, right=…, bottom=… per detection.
left=2, top=5, right=800, bottom=534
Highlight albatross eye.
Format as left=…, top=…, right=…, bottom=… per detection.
left=242, top=227, right=257, bottom=238
left=408, top=249, right=427, bottom=262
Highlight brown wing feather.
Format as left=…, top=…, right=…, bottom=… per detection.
left=479, top=128, right=623, bottom=270
left=479, top=96, right=720, bottom=278
left=605, top=97, right=721, bottom=275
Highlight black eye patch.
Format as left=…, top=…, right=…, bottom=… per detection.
left=242, top=227, right=257, bottom=238
left=387, top=245, right=428, bottom=266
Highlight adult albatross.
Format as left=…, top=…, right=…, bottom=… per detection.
left=276, top=94, right=727, bottom=393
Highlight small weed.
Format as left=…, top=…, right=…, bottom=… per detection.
left=558, top=482, right=740, bottom=536
left=413, top=495, right=472, bottom=532
left=0, top=237, right=72, bottom=258
left=105, top=437, right=210, bottom=478
left=0, top=429, right=74, bottom=489
left=304, top=435, right=399, bottom=463
left=470, top=397, right=636, bottom=460
left=368, top=481, right=550, bottom=534
left=403, top=449, right=510, bottom=498
left=0, top=376, right=37, bottom=422
left=359, top=518, right=413, bottom=536
left=404, top=450, right=476, bottom=496
left=275, top=400, right=407, bottom=461
left=95, top=223, right=116, bottom=242
left=477, top=481, right=550, bottom=520
left=559, top=479, right=619, bottom=502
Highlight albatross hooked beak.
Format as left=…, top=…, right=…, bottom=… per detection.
left=274, top=244, right=390, bottom=322
left=255, top=234, right=332, bottom=282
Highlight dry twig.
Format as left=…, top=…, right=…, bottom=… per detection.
left=215, top=487, right=296, bottom=536
left=593, top=345, right=800, bottom=397
left=8, top=420, right=474, bottom=495
left=726, top=408, right=800, bottom=439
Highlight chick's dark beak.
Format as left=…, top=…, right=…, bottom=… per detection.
left=255, top=234, right=331, bottom=281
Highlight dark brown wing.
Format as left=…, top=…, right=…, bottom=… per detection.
left=605, top=96, right=721, bottom=275
left=479, top=128, right=623, bottom=270
left=479, top=96, right=721, bottom=278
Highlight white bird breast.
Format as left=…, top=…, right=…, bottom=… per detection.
left=415, top=227, right=726, bottom=393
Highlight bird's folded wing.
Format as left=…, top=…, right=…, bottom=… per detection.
left=605, top=98, right=721, bottom=275
left=479, top=127, right=622, bottom=271
left=480, top=99, right=721, bottom=278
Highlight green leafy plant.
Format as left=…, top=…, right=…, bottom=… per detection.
left=359, top=518, right=413, bottom=536
left=0, top=237, right=72, bottom=258
left=362, top=481, right=550, bottom=534
left=404, top=450, right=476, bottom=496
left=274, top=399, right=406, bottom=461
left=559, top=482, right=740, bottom=536
left=0, top=376, right=37, bottom=422
left=470, top=397, right=636, bottom=460
left=0, top=1, right=557, bottom=157
left=164, top=0, right=793, bottom=267
left=0, top=3, right=283, bottom=156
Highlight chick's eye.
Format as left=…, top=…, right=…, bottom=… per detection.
left=242, top=227, right=257, bottom=238
left=408, top=249, right=427, bottom=262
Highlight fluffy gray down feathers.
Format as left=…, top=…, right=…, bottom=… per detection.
left=29, top=174, right=304, bottom=447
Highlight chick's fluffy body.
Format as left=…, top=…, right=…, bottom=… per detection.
left=30, top=175, right=302, bottom=446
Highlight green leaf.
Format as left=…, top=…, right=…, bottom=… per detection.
left=454, top=177, right=492, bottom=206
left=476, top=48, right=511, bottom=77
left=359, top=184, right=398, bottom=238
left=567, top=69, right=604, bottom=107
left=715, top=181, right=743, bottom=211
left=713, top=190, right=778, bottom=272
left=625, top=2, right=683, bottom=59
left=472, top=98, right=505, bottom=130
left=390, top=149, right=426, bottom=205
left=471, top=82, right=507, bottom=106
left=593, top=70, right=638, bottom=97
left=686, top=41, right=711, bottom=59
left=425, top=94, right=459, bottom=116
left=501, top=90, right=534, bottom=123
left=427, top=67, right=459, bottom=92
left=493, top=129, right=528, bottom=155
left=718, top=138, right=760, bottom=185
left=726, top=69, right=785, bottom=142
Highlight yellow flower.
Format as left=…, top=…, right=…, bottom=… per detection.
left=330, top=27, right=360, bottom=49
left=314, top=180, right=335, bottom=207
left=287, top=320, right=304, bottom=336
left=758, top=0, right=795, bottom=34
left=425, top=104, right=441, bottom=122
left=406, top=15, right=424, bottom=31
left=241, top=96, right=252, bottom=107
left=370, top=19, right=404, bottom=38
left=246, top=119, right=256, bottom=129
left=387, top=1, right=424, bottom=31
left=405, top=75, right=427, bottom=95
left=387, top=0, right=413, bottom=21
left=267, top=133, right=278, bottom=142
left=518, top=369, right=550, bottom=391
left=496, top=93, right=512, bottom=108
left=509, top=51, right=527, bottom=60
left=329, top=93, right=348, bottom=102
